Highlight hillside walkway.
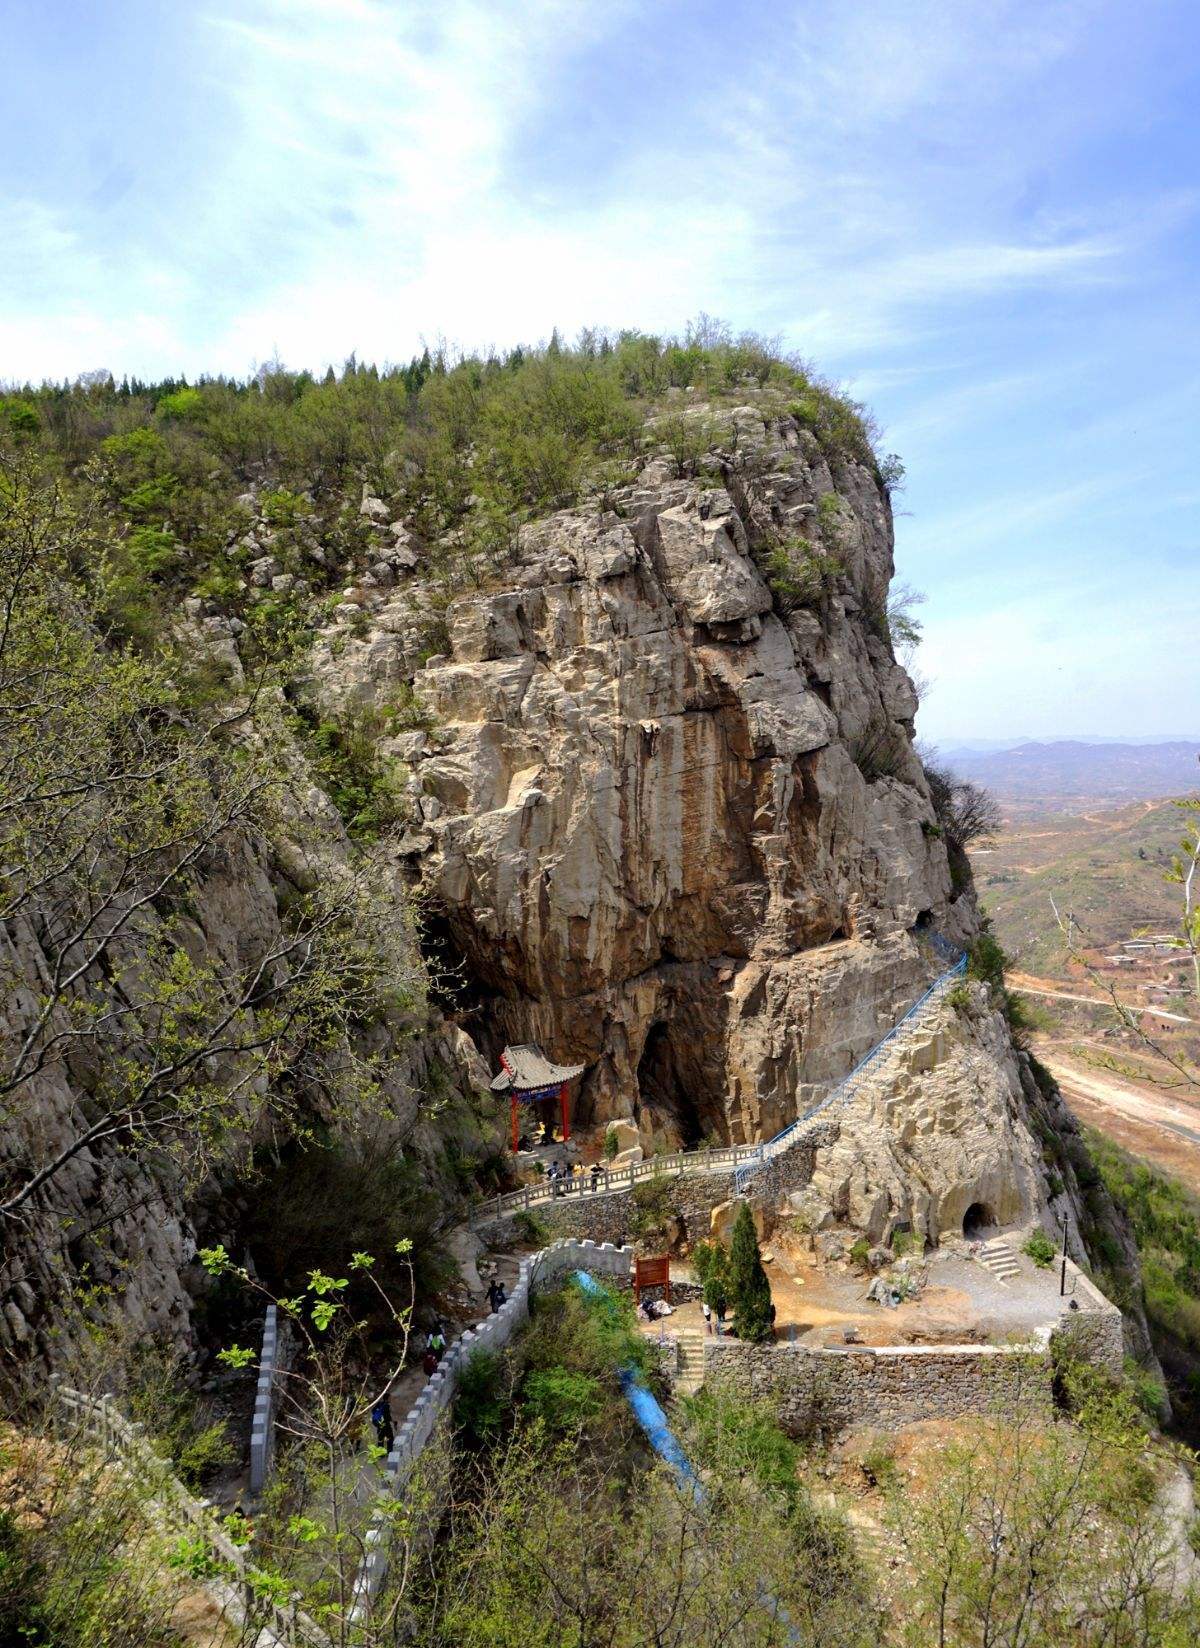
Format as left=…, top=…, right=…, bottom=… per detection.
left=468, top=940, right=967, bottom=1228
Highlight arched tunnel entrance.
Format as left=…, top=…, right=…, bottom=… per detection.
left=962, top=1201, right=996, bottom=1240
left=636, top=1021, right=705, bottom=1148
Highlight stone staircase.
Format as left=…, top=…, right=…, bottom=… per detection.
left=468, top=944, right=967, bottom=1232
left=734, top=954, right=967, bottom=1199
left=976, top=1238, right=1020, bottom=1283
left=674, top=1330, right=707, bottom=1396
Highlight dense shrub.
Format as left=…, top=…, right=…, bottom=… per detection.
left=455, top=1350, right=510, bottom=1448
left=630, top=1171, right=676, bottom=1239
left=289, top=698, right=410, bottom=841
left=729, top=1202, right=773, bottom=1341
left=759, top=536, right=843, bottom=612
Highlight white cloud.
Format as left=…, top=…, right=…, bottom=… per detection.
left=4, top=0, right=1174, bottom=381
left=917, top=573, right=1200, bottom=742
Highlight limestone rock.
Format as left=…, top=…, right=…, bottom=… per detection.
left=604, top=1119, right=641, bottom=1157
left=710, top=1197, right=768, bottom=1243
left=323, top=431, right=961, bottom=1152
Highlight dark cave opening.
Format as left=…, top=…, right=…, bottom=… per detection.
left=963, top=1201, right=996, bottom=1239
left=416, top=902, right=491, bottom=1024
left=636, top=1021, right=705, bottom=1148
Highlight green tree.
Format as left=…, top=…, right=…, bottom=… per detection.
left=728, top=1202, right=773, bottom=1342
left=0, top=444, right=425, bottom=1246
left=694, top=1238, right=730, bottom=1318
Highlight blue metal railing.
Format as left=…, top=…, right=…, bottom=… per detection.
left=733, top=941, right=967, bottom=1196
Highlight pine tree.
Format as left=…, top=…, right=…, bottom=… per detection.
left=702, top=1246, right=728, bottom=1318
left=729, top=1202, right=772, bottom=1342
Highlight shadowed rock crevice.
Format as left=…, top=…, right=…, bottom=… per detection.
left=635, top=1020, right=706, bottom=1147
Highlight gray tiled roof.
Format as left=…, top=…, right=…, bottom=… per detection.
left=490, top=1042, right=587, bottom=1092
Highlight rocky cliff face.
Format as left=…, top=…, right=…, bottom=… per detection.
left=1, top=393, right=1149, bottom=1368
left=0, top=742, right=491, bottom=1366
left=311, top=400, right=1068, bottom=1251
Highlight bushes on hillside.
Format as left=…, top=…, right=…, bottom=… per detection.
left=759, top=537, right=844, bottom=612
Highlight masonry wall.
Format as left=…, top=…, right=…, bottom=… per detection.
left=349, top=1238, right=632, bottom=1615
left=703, top=1256, right=1124, bottom=1437
left=249, top=1305, right=282, bottom=1496
left=704, top=1339, right=1054, bottom=1434
left=475, top=1164, right=757, bottom=1247
left=1050, top=1261, right=1126, bottom=1376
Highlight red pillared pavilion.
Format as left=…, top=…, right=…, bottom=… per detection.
left=490, top=1043, right=586, bottom=1152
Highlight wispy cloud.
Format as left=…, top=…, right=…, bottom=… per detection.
left=3, top=0, right=1199, bottom=736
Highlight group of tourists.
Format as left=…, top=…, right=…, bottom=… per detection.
left=546, top=1159, right=604, bottom=1195
left=364, top=1318, right=445, bottom=1458
left=700, top=1297, right=778, bottom=1339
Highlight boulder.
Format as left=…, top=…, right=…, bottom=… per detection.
left=786, top=1187, right=836, bottom=1231
left=604, top=1119, right=641, bottom=1157
left=710, top=1198, right=767, bottom=1244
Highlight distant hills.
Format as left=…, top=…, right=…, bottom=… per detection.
left=973, top=799, right=1186, bottom=970
left=940, top=740, right=1200, bottom=812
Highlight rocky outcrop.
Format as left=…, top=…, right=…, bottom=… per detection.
left=0, top=743, right=492, bottom=1367
left=317, top=404, right=965, bottom=1159
left=2, top=395, right=1151, bottom=1372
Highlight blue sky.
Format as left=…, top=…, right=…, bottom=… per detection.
left=4, top=0, right=1199, bottom=745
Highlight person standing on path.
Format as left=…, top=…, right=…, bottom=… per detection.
left=371, top=1396, right=394, bottom=1456
left=702, top=1299, right=713, bottom=1336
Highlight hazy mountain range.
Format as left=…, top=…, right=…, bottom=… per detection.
left=939, top=739, right=1200, bottom=809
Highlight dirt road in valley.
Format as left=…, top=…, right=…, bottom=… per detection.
left=1038, top=1046, right=1200, bottom=1193
left=1010, top=973, right=1197, bottom=1026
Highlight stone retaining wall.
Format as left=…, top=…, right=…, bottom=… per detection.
left=703, top=1257, right=1123, bottom=1437
left=349, top=1238, right=632, bottom=1615
left=475, top=1162, right=768, bottom=1248
left=704, top=1338, right=1054, bottom=1434
left=1053, top=1262, right=1126, bottom=1374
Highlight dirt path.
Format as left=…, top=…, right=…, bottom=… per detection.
left=1039, top=1048, right=1200, bottom=1192
left=1010, top=973, right=1196, bottom=1026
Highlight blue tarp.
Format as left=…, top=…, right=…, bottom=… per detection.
left=572, top=1268, right=801, bottom=1643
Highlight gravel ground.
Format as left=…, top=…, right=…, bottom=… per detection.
left=638, top=1238, right=1083, bottom=1350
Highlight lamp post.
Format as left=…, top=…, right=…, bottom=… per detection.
left=1059, top=1211, right=1070, bottom=1297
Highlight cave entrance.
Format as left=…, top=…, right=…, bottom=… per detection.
left=963, top=1202, right=996, bottom=1240
left=636, top=1022, right=704, bottom=1148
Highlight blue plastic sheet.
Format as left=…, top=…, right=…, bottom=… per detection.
left=572, top=1269, right=801, bottom=1642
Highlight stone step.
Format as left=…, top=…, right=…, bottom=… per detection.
left=673, top=1332, right=706, bottom=1394
left=977, top=1240, right=1020, bottom=1281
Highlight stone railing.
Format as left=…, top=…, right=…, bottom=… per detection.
left=467, top=1145, right=761, bottom=1227
left=468, top=940, right=967, bottom=1227
left=54, top=1384, right=328, bottom=1648
left=249, top=1304, right=281, bottom=1495
left=348, top=1238, right=633, bottom=1617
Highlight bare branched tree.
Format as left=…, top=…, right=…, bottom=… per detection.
left=0, top=442, right=424, bottom=1238
left=922, top=756, right=1003, bottom=850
